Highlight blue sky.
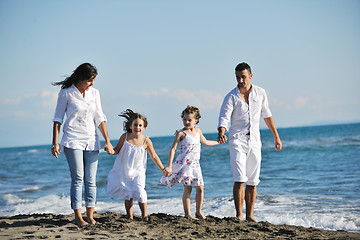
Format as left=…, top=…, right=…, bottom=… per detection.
left=0, top=0, right=359, bottom=148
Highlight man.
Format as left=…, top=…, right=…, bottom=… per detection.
left=217, top=62, right=282, bottom=222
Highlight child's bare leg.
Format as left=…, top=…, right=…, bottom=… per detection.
left=86, top=207, right=96, bottom=224
left=183, top=185, right=195, bottom=219
left=233, top=182, right=245, bottom=220
left=195, top=186, right=205, bottom=219
left=74, top=209, right=88, bottom=226
left=138, top=202, right=148, bottom=220
left=125, top=199, right=134, bottom=219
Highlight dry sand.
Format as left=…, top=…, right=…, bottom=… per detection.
left=1, top=212, right=359, bottom=239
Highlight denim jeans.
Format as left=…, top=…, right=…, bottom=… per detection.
left=64, top=147, right=99, bottom=210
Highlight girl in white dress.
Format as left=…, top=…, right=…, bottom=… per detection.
left=159, top=106, right=220, bottom=219
left=107, top=109, right=168, bottom=220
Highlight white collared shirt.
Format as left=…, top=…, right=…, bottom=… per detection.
left=218, top=85, right=272, bottom=148
left=52, top=85, right=107, bottom=151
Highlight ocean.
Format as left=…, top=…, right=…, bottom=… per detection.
left=0, top=123, right=359, bottom=232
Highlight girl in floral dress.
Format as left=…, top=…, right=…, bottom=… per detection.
left=159, top=106, right=220, bottom=219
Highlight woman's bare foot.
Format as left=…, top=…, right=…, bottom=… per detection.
left=87, top=218, right=97, bottom=225
left=74, top=209, right=88, bottom=226
left=75, top=219, right=89, bottom=226
left=85, top=208, right=96, bottom=225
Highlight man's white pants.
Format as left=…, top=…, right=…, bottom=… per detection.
left=229, top=135, right=261, bottom=186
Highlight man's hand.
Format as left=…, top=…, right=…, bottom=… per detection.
left=217, top=127, right=228, bottom=144
left=274, top=137, right=282, bottom=151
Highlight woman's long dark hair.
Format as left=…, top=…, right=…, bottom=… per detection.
left=52, top=63, right=98, bottom=89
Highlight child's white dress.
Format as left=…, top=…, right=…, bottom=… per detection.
left=107, top=134, right=148, bottom=203
left=159, top=128, right=204, bottom=187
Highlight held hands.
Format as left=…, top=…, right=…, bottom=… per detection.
left=162, top=166, right=172, bottom=177
left=51, top=144, right=61, bottom=159
left=217, top=132, right=228, bottom=144
left=104, top=142, right=115, bottom=155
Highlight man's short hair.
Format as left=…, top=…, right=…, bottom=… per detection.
left=235, top=62, right=252, bottom=74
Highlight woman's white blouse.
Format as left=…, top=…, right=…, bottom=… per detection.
left=52, top=85, right=107, bottom=151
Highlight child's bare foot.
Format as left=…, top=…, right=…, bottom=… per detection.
left=195, top=212, right=206, bottom=220
left=185, top=214, right=198, bottom=220
left=246, top=216, right=257, bottom=222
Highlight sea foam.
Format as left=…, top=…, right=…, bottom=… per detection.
left=1, top=193, right=359, bottom=232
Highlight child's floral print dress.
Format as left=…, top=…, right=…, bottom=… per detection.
left=159, top=128, right=204, bottom=187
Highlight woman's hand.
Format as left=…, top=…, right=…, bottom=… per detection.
left=104, top=142, right=115, bottom=154
left=51, top=122, right=61, bottom=159
left=51, top=144, right=61, bottom=159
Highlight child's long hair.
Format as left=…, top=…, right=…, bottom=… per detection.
left=52, top=63, right=98, bottom=89
left=181, top=106, right=201, bottom=124
left=119, top=109, right=148, bottom=133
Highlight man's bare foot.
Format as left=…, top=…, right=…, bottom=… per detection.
left=185, top=214, right=198, bottom=220
left=75, top=219, right=89, bottom=226
left=142, top=216, right=149, bottom=221
left=195, top=212, right=206, bottom=220
left=246, top=216, right=257, bottom=222
left=236, top=214, right=243, bottom=220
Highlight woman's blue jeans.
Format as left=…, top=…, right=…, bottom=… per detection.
left=64, top=147, right=99, bottom=210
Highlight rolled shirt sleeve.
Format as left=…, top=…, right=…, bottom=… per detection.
left=93, top=89, right=107, bottom=127
left=261, top=89, right=272, bottom=119
left=52, top=89, right=67, bottom=124
left=217, top=89, right=235, bottom=132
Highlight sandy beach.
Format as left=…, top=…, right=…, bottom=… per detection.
left=1, top=212, right=359, bottom=239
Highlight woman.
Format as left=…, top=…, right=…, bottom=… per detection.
left=51, top=63, right=114, bottom=226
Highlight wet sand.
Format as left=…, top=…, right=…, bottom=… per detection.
left=1, top=212, right=359, bottom=239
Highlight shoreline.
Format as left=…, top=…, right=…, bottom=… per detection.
left=1, top=212, right=359, bottom=239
